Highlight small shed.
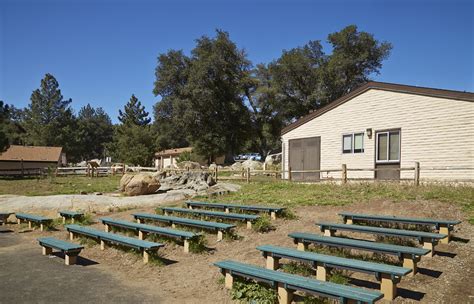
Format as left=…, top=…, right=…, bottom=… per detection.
left=154, top=147, right=225, bottom=169
left=281, top=82, right=474, bottom=182
left=0, top=145, right=66, bottom=175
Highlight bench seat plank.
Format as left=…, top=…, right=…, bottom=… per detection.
left=289, top=232, right=429, bottom=257
left=59, top=211, right=84, bottom=217
left=215, top=260, right=383, bottom=304
left=159, top=207, right=260, bottom=221
left=38, top=237, right=84, bottom=252
left=132, top=213, right=235, bottom=231
left=316, top=222, right=447, bottom=241
left=186, top=201, right=285, bottom=213
left=15, top=213, right=52, bottom=222
left=339, top=212, right=461, bottom=228
left=257, top=245, right=411, bottom=277
left=65, top=224, right=163, bottom=250
left=100, top=217, right=197, bottom=239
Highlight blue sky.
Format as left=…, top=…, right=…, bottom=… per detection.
left=1, top=0, right=473, bottom=123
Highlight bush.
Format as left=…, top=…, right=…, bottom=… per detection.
left=280, top=209, right=298, bottom=220
left=281, top=261, right=314, bottom=277
left=189, top=235, right=209, bottom=253
left=76, top=213, right=94, bottom=225
left=231, top=279, right=277, bottom=304
left=252, top=216, right=275, bottom=233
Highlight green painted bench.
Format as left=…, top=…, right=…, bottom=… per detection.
left=132, top=213, right=235, bottom=241
left=215, top=260, right=383, bottom=304
left=100, top=217, right=199, bottom=253
left=288, top=232, right=430, bottom=275
left=158, top=207, right=259, bottom=229
left=257, top=245, right=411, bottom=300
left=37, top=237, right=84, bottom=265
left=338, top=212, right=461, bottom=244
left=15, top=213, right=53, bottom=231
left=316, top=222, right=447, bottom=257
left=65, top=224, right=164, bottom=264
left=0, top=212, right=13, bottom=225
left=185, top=200, right=285, bottom=219
left=58, top=211, right=84, bottom=224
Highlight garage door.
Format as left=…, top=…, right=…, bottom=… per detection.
left=289, top=137, right=321, bottom=181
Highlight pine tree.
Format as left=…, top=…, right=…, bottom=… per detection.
left=118, top=94, right=151, bottom=126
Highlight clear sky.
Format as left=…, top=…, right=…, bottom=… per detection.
left=1, top=0, right=473, bottom=123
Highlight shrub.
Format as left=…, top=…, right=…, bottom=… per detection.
left=252, top=216, right=275, bottom=233
left=189, top=235, right=209, bottom=253
left=328, top=269, right=350, bottom=285
left=281, top=261, right=314, bottom=277
left=280, top=209, right=298, bottom=220
left=231, top=279, right=277, bottom=304
left=76, top=213, right=94, bottom=225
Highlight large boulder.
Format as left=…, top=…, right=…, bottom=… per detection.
left=265, top=153, right=282, bottom=165
left=241, top=159, right=263, bottom=170
left=177, top=161, right=202, bottom=170
left=120, top=173, right=161, bottom=196
left=159, top=171, right=215, bottom=192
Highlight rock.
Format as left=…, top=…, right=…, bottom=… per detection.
left=158, top=171, right=215, bottom=192
left=241, top=159, right=263, bottom=170
left=176, top=161, right=201, bottom=170
left=207, top=183, right=241, bottom=196
left=265, top=153, right=282, bottom=165
left=120, top=174, right=135, bottom=191
left=209, top=163, right=217, bottom=170
left=231, top=162, right=243, bottom=171
left=121, top=173, right=161, bottom=196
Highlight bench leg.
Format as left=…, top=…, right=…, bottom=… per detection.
left=104, top=224, right=110, bottom=233
left=40, top=223, right=45, bottom=231
left=100, top=240, right=106, bottom=250
left=71, top=217, right=75, bottom=224
left=137, top=218, right=143, bottom=224
left=380, top=273, right=397, bottom=300
left=224, top=271, right=233, bottom=289
left=323, top=229, right=334, bottom=237
left=266, top=256, right=280, bottom=270
left=422, top=239, right=434, bottom=258
left=225, top=208, right=230, bottom=214
left=17, top=218, right=21, bottom=225
left=297, top=242, right=307, bottom=251
left=171, top=223, right=176, bottom=229
left=246, top=221, right=252, bottom=229
left=217, top=230, right=223, bottom=241
left=270, top=211, right=276, bottom=220
left=164, top=211, right=169, bottom=216
left=28, top=221, right=32, bottom=229
left=62, top=216, right=66, bottom=224
left=316, top=262, right=327, bottom=281
left=65, top=254, right=77, bottom=265
left=402, top=254, right=417, bottom=276
left=188, top=205, right=193, bottom=210
left=69, top=232, right=75, bottom=240
left=277, top=283, right=293, bottom=304
left=439, top=225, right=450, bottom=244
left=143, top=250, right=149, bottom=264
left=183, top=239, right=190, bottom=253
left=138, top=231, right=147, bottom=240
left=42, top=246, right=53, bottom=255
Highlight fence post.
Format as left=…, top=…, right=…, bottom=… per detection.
left=288, top=166, right=292, bottom=181
left=215, top=166, right=218, bottom=183
left=246, top=167, right=250, bottom=184
left=342, top=164, right=347, bottom=184
left=122, top=164, right=125, bottom=176
left=414, top=162, right=420, bottom=186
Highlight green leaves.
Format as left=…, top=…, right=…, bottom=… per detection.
left=230, top=280, right=277, bottom=304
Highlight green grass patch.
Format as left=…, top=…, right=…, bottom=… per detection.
left=280, top=261, right=314, bottom=277
left=78, top=236, right=99, bottom=248
left=252, top=216, right=275, bottom=233
left=280, top=208, right=298, bottom=220
left=230, top=278, right=278, bottom=304
left=189, top=235, right=209, bottom=253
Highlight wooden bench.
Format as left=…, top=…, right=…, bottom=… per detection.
left=158, top=207, right=259, bottom=229
left=65, top=224, right=164, bottom=264
left=339, top=212, right=461, bottom=244
left=15, top=213, right=53, bottom=231
left=0, top=212, right=13, bottom=225
left=58, top=211, right=84, bottom=224
left=100, top=217, right=199, bottom=253
left=257, top=245, right=411, bottom=300
left=185, top=201, right=286, bottom=220
left=316, top=222, right=447, bottom=257
left=37, top=237, right=84, bottom=265
left=288, top=232, right=430, bottom=275
left=215, top=260, right=383, bottom=304
left=133, top=213, right=235, bottom=241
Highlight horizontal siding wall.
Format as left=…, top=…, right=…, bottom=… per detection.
left=282, top=89, right=474, bottom=181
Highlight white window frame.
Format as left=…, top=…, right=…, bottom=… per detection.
left=376, top=130, right=401, bottom=163
left=342, top=132, right=365, bottom=154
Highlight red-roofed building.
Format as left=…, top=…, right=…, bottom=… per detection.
left=0, top=145, right=66, bottom=175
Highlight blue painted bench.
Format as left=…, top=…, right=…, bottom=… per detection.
left=58, top=211, right=84, bottom=224
left=288, top=232, right=430, bottom=275
left=133, top=213, right=235, bottom=241
left=257, top=245, right=411, bottom=300
left=339, top=212, right=461, bottom=244
left=100, top=217, right=199, bottom=253
left=185, top=200, right=286, bottom=219
left=15, top=213, right=53, bottom=231
left=316, top=222, right=447, bottom=257
left=65, top=224, right=164, bottom=264
left=158, top=207, right=259, bottom=229
left=215, top=260, right=383, bottom=304
left=0, top=212, right=13, bottom=225
left=37, top=237, right=84, bottom=265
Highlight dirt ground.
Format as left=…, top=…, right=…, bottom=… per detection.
left=1, top=199, right=473, bottom=304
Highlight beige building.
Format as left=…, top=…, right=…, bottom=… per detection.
left=154, top=147, right=225, bottom=169
left=0, top=145, right=66, bottom=175
left=281, top=82, right=474, bottom=182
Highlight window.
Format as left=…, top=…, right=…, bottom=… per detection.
left=376, top=130, right=400, bottom=162
left=342, top=133, right=364, bottom=154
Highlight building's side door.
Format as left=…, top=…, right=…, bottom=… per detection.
left=375, top=129, right=401, bottom=180
left=289, top=137, right=321, bottom=181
